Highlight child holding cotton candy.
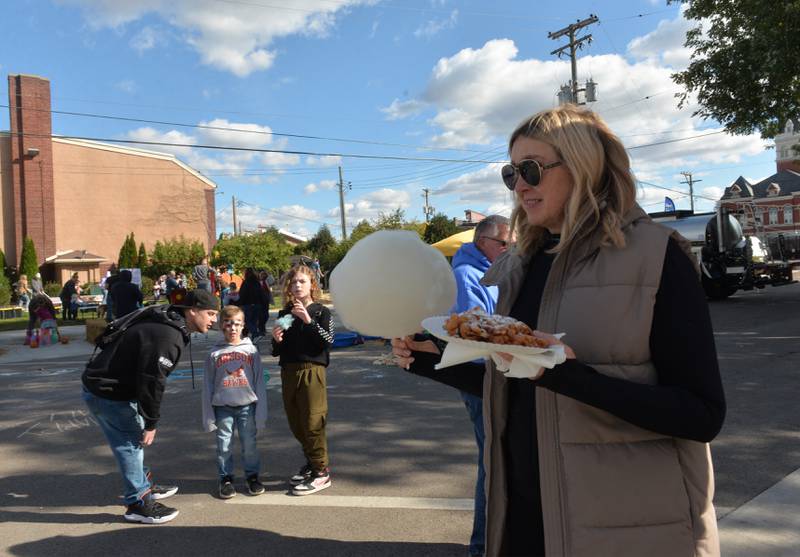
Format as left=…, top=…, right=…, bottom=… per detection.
left=271, top=264, right=333, bottom=495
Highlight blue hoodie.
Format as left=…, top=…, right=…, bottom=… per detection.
left=450, top=242, right=498, bottom=314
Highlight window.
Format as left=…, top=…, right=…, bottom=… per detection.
left=769, top=207, right=778, bottom=224
left=785, top=205, right=794, bottom=224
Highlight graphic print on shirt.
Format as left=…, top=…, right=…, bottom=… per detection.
left=215, top=351, right=254, bottom=389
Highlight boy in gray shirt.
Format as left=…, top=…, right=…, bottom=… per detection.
left=202, top=305, right=268, bottom=498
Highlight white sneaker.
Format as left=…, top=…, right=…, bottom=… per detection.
left=292, top=468, right=331, bottom=496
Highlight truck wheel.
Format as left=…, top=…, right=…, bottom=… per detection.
left=702, top=275, right=738, bottom=300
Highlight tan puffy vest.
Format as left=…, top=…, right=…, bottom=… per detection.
left=481, top=207, right=720, bottom=557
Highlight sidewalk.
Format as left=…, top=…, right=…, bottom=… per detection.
left=0, top=324, right=95, bottom=363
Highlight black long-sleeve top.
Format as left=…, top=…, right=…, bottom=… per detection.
left=271, top=303, right=334, bottom=367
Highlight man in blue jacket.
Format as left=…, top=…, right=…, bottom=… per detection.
left=451, top=214, right=510, bottom=557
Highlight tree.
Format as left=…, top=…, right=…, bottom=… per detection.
left=670, top=0, right=800, bottom=138
left=211, top=227, right=292, bottom=276
left=0, top=271, right=11, bottom=306
left=149, top=236, right=206, bottom=277
left=117, top=233, right=138, bottom=269
left=349, top=220, right=375, bottom=243
left=306, top=225, right=337, bottom=258
left=374, top=208, right=406, bottom=230
left=137, top=242, right=148, bottom=269
left=423, top=213, right=459, bottom=244
left=19, top=237, right=39, bottom=279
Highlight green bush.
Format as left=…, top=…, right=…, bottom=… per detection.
left=140, top=276, right=154, bottom=297
left=44, top=282, right=62, bottom=297
left=0, top=273, right=11, bottom=306
left=19, top=237, right=39, bottom=279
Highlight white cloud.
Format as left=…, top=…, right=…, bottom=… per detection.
left=626, top=11, right=694, bottom=69
left=381, top=98, right=426, bottom=121
left=125, top=127, right=196, bottom=157
left=216, top=202, right=328, bottom=238
left=305, top=179, right=337, bottom=194
left=306, top=155, right=342, bottom=167
left=328, top=188, right=411, bottom=222
left=196, top=118, right=273, bottom=149
left=129, top=25, right=164, bottom=53
left=434, top=164, right=512, bottom=206
left=414, top=9, right=458, bottom=39
left=59, top=0, right=374, bottom=76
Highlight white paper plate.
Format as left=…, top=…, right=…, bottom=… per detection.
left=421, top=315, right=557, bottom=357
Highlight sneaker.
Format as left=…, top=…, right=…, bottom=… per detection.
left=124, top=499, right=179, bottom=524
left=150, top=484, right=178, bottom=500
left=247, top=475, right=265, bottom=495
left=292, top=468, right=331, bottom=496
left=219, top=477, right=236, bottom=499
left=289, top=464, right=313, bottom=486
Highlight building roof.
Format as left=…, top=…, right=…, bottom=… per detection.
left=721, top=172, right=800, bottom=200
left=45, top=250, right=107, bottom=264
left=751, top=170, right=800, bottom=198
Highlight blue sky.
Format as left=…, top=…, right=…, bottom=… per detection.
left=1, top=0, right=777, bottom=239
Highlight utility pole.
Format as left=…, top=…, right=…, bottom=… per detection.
left=549, top=14, right=599, bottom=105
left=231, top=195, right=238, bottom=236
left=422, top=187, right=434, bottom=223
left=680, top=171, right=702, bottom=214
left=338, top=166, right=348, bottom=240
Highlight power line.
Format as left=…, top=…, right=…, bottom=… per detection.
left=0, top=103, right=488, bottom=154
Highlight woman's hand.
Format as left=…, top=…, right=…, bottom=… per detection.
left=391, top=336, right=440, bottom=370
left=272, top=325, right=284, bottom=343
left=291, top=301, right=312, bottom=324
left=533, top=330, right=576, bottom=359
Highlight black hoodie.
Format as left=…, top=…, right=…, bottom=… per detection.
left=110, top=270, right=143, bottom=318
left=82, top=307, right=190, bottom=429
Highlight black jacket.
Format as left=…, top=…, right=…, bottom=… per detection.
left=237, top=276, right=268, bottom=306
left=271, top=303, right=333, bottom=367
left=82, top=308, right=190, bottom=429
left=110, top=270, right=143, bottom=318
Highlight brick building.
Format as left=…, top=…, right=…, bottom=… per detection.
left=719, top=119, right=800, bottom=262
left=0, top=74, right=216, bottom=284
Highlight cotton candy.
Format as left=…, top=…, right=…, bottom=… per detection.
left=330, top=230, right=456, bottom=338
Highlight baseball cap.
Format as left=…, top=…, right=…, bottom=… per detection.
left=176, top=289, right=219, bottom=311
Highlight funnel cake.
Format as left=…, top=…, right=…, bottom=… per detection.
left=443, top=307, right=549, bottom=348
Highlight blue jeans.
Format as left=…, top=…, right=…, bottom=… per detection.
left=461, top=391, right=486, bottom=556
left=214, top=403, right=260, bottom=480
left=81, top=387, right=151, bottom=506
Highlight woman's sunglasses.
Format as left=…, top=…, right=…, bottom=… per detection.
left=501, top=159, right=562, bottom=191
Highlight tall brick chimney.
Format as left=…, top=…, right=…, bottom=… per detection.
left=8, top=74, right=56, bottom=266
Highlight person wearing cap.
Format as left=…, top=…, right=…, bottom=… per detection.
left=81, top=289, right=219, bottom=525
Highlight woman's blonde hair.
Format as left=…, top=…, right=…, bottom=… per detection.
left=508, top=105, right=637, bottom=255
left=281, top=264, right=321, bottom=307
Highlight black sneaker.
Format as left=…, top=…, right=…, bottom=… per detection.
left=289, top=464, right=313, bottom=486
left=150, top=484, right=178, bottom=500
left=247, top=475, right=265, bottom=495
left=292, top=468, right=331, bottom=496
left=219, top=477, right=236, bottom=499
left=124, top=499, right=179, bottom=524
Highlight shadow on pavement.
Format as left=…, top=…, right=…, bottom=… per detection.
left=7, top=527, right=465, bottom=556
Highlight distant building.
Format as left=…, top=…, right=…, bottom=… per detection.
left=0, top=74, right=216, bottom=284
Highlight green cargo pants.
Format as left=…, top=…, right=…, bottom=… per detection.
left=281, top=363, right=329, bottom=471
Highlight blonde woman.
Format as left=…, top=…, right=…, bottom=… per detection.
left=394, top=105, right=725, bottom=556
left=15, top=274, right=32, bottom=310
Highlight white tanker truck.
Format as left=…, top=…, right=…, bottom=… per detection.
left=651, top=209, right=795, bottom=299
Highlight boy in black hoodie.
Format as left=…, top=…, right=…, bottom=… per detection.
left=81, top=289, right=218, bottom=524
